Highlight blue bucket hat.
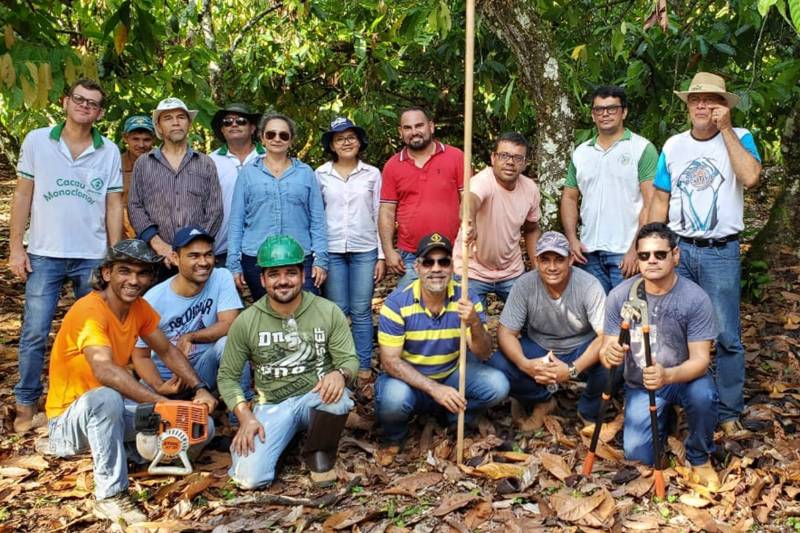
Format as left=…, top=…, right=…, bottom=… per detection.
left=321, top=117, right=368, bottom=155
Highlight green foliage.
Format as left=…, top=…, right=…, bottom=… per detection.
left=0, top=0, right=798, bottom=175
left=742, top=259, right=772, bottom=301
left=787, top=516, right=800, bottom=531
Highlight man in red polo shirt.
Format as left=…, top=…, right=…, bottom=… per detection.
left=379, top=107, right=464, bottom=288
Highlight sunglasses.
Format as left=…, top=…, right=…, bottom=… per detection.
left=637, top=250, right=671, bottom=261
left=420, top=257, right=452, bottom=268
left=222, top=117, right=250, bottom=127
left=265, top=130, right=291, bottom=141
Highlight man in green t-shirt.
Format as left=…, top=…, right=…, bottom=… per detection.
left=218, top=235, right=358, bottom=489
left=560, top=85, right=658, bottom=294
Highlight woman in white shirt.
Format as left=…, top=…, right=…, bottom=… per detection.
left=315, top=117, right=385, bottom=383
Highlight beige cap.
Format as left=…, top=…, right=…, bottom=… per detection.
left=151, top=97, right=198, bottom=139
left=674, top=72, right=739, bottom=108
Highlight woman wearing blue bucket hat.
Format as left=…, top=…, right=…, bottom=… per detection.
left=315, top=117, right=384, bottom=385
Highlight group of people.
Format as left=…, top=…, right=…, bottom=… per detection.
left=8, top=70, right=760, bottom=525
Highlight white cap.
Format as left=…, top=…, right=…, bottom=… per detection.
left=151, top=97, right=198, bottom=139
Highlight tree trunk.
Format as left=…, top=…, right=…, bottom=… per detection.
left=479, top=0, right=575, bottom=227
left=748, top=103, right=800, bottom=262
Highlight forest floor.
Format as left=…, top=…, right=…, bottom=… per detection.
left=0, top=157, right=799, bottom=532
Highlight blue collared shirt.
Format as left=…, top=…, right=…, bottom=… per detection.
left=226, top=157, right=328, bottom=272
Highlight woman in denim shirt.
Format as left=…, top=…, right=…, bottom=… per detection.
left=315, top=117, right=384, bottom=384
left=227, top=113, right=328, bottom=300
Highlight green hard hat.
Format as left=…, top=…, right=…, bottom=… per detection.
left=256, top=235, right=305, bottom=268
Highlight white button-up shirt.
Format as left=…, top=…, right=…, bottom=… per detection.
left=315, top=160, right=383, bottom=258
left=210, top=143, right=265, bottom=255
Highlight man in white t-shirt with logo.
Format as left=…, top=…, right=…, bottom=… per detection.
left=209, top=104, right=264, bottom=266
left=561, top=85, right=657, bottom=294
left=9, top=79, right=123, bottom=433
left=453, top=132, right=540, bottom=308
left=648, top=72, right=762, bottom=435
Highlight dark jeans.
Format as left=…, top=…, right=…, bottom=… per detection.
left=241, top=254, right=318, bottom=301
left=486, top=335, right=607, bottom=421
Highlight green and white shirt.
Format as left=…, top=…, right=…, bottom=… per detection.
left=565, top=129, right=657, bottom=254
left=17, top=123, right=122, bottom=259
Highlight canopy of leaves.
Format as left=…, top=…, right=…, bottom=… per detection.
left=0, top=0, right=798, bottom=167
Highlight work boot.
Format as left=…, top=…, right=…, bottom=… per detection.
left=720, top=419, right=752, bottom=438
left=691, top=461, right=721, bottom=491
left=303, top=408, right=348, bottom=487
left=376, top=443, right=401, bottom=466
left=13, top=404, right=47, bottom=434
left=92, top=492, right=147, bottom=525
left=515, top=397, right=556, bottom=432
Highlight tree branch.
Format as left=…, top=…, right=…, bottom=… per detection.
left=229, top=3, right=284, bottom=56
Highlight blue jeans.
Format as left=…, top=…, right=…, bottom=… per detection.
left=47, top=386, right=215, bottom=499
left=624, top=374, right=718, bottom=466
left=228, top=390, right=353, bottom=489
left=486, top=335, right=606, bottom=421
left=241, top=254, right=318, bottom=301
left=465, top=276, right=519, bottom=309
left=152, top=337, right=252, bottom=399
left=396, top=250, right=418, bottom=289
left=676, top=239, right=743, bottom=423
left=374, top=355, right=510, bottom=443
left=15, top=254, right=101, bottom=406
left=580, top=251, right=625, bottom=294
left=324, top=249, right=378, bottom=370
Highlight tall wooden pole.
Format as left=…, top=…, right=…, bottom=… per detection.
left=456, top=0, right=476, bottom=465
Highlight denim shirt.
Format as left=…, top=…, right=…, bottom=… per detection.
left=226, top=157, right=328, bottom=272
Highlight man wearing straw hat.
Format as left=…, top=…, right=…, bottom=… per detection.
left=128, top=97, right=223, bottom=281
left=648, top=72, right=761, bottom=436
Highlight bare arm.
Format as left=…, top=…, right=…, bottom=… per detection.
left=620, top=180, right=655, bottom=278
left=647, top=188, right=670, bottom=223
left=8, top=178, right=34, bottom=281
left=662, top=340, right=711, bottom=385
left=521, top=220, right=540, bottom=268
left=181, top=309, right=239, bottom=345
left=560, top=187, right=587, bottom=264
left=720, top=128, right=761, bottom=188
left=458, top=297, right=492, bottom=360
left=572, top=333, right=604, bottom=373
left=84, top=345, right=165, bottom=403
left=142, top=328, right=204, bottom=388
left=378, top=202, right=397, bottom=255
left=105, top=191, right=123, bottom=246
left=380, top=344, right=440, bottom=396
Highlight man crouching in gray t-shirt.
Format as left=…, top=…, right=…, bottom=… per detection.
left=487, top=231, right=607, bottom=429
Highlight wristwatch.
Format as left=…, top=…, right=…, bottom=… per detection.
left=568, top=364, right=579, bottom=380
left=334, top=368, right=350, bottom=382
left=190, top=381, right=211, bottom=396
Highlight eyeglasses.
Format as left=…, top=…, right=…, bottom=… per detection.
left=637, top=250, right=671, bottom=261
left=495, top=152, right=526, bottom=164
left=334, top=135, right=359, bottom=145
left=420, top=257, right=452, bottom=268
left=70, top=93, right=102, bottom=110
left=265, top=130, right=291, bottom=141
left=591, top=105, right=623, bottom=116
left=222, top=117, right=250, bottom=127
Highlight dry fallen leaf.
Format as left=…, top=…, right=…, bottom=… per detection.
left=432, top=493, right=479, bottom=516
left=0, top=455, right=48, bottom=471
left=383, top=471, right=442, bottom=497
left=679, top=493, right=712, bottom=508
left=549, top=488, right=607, bottom=522
left=678, top=504, right=720, bottom=532
left=474, top=462, right=525, bottom=480
left=540, top=451, right=571, bottom=481
left=463, top=500, right=493, bottom=529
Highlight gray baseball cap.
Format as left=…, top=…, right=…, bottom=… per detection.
left=536, top=231, right=570, bottom=257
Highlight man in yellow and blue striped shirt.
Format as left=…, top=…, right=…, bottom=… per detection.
left=375, top=233, right=509, bottom=461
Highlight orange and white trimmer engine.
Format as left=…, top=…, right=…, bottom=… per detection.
left=134, top=401, right=208, bottom=476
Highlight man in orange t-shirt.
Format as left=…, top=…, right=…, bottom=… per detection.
left=44, top=240, right=218, bottom=526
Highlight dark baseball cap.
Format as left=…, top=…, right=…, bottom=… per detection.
left=536, top=231, right=570, bottom=257
left=415, top=232, right=453, bottom=258
left=172, top=226, right=214, bottom=251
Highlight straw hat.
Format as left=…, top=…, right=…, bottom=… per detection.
left=674, top=72, right=739, bottom=108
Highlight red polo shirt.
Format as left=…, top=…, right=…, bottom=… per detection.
left=381, top=142, right=464, bottom=252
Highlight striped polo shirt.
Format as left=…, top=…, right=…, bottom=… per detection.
left=378, top=279, right=486, bottom=379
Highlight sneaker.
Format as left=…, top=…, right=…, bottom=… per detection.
left=92, top=493, right=147, bottom=525
left=690, top=461, right=721, bottom=491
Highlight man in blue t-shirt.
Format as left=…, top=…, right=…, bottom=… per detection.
left=601, top=223, right=720, bottom=489
left=648, top=72, right=761, bottom=435
left=133, top=226, right=244, bottom=394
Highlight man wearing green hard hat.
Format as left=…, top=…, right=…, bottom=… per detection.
left=217, top=235, right=358, bottom=488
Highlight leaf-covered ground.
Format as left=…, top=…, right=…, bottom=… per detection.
left=1, top=164, right=800, bottom=532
